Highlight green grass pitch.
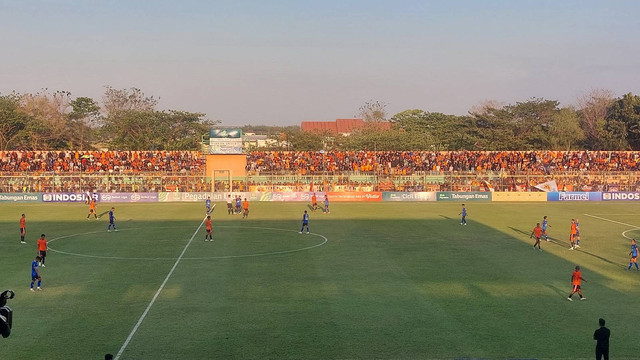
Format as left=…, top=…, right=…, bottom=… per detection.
left=1, top=201, right=639, bottom=359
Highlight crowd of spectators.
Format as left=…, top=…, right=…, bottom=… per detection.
left=0, top=151, right=205, bottom=174
left=3, top=150, right=640, bottom=193
left=246, top=150, right=640, bottom=175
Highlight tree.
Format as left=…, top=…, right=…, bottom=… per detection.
left=358, top=100, right=388, bottom=122
left=576, top=89, right=615, bottom=150
left=101, top=110, right=215, bottom=150
left=18, top=90, right=72, bottom=149
left=102, top=86, right=158, bottom=117
left=472, top=98, right=559, bottom=150
left=390, top=109, right=475, bottom=150
left=548, top=107, right=585, bottom=150
left=68, top=97, right=101, bottom=150
left=0, top=94, right=30, bottom=151
left=606, top=93, right=640, bottom=150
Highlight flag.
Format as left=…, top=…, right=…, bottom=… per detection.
left=309, top=181, right=314, bottom=192
left=483, top=180, right=494, bottom=192
left=534, top=180, right=558, bottom=192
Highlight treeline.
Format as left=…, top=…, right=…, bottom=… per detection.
left=0, top=87, right=216, bottom=151
left=2, top=87, right=639, bottom=152
left=248, top=90, right=640, bottom=151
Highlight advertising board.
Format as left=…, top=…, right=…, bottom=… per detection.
left=382, top=192, right=436, bottom=201
left=492, top=192, right=547, bottom=202
left=326, top=192, right=382, bottom=202
left=547, top=192, right=602, bottom=201
left=0, top=193, right=42, bottom=203
left=42, top=193, right=98, bottom=203
left=602, top=192, right=640, bottom=201
left=99, top=193, right=158, bottom=203
left=436, top=192, right=492, bottom=202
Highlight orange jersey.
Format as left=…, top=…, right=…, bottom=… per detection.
left=90, top=200, right=96, bottom=210
left=37, top=238, right=47, bottom=251
left=205, top=219, right=212, bottom=231
left=570, top=222, right=577, bottom=235
left=532, top=227, right=542, bottom=238
left=20, top=217, right=26, bottom=228
left=571, top=270, right=582, bottom=285
left=242, top=201, right=249, bottom=210
left=312, top=195, right=317, bottom=204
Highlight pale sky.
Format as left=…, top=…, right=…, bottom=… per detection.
left=1, top=0, right=639, bottom=126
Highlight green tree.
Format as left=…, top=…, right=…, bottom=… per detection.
left=0, top=94, right=30, bottom=150
left=548, top=107, right=585, bottom=150
left=68, top=97, right=101, bottom=150
left=606, top=93, right=640, bottom=149
left=576, top=89, right=615, bottom=150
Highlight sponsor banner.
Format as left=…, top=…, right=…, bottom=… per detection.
left=437, top=192, right=492, bottom=202
left=492, top=192, right=547, bottom=202
left=99, top=193, right=158, bottom=203
left=42, top=192, right=99, bottom=203
left=262, top=192, right=326, bottom=202
left=382, top=192, right=437, bottom=202
left=158, top=192, right=263, bottom=202
left=547, top=192, right=602, bottom=201
left=0, top=193, right=42, bottom=203
left=327, top=192, right=382, bottom=202
left=602, top=192, right=640, bottom=201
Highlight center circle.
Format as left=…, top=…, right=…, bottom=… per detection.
left=47, top=225, right=328, bottom=260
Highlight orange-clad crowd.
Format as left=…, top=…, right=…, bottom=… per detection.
left=1, top=150, right=640, bottom=193
left=0, top=151, right=204, bottom=174
left=246, top=151, right=640, bottom=174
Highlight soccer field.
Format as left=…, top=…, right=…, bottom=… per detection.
left=1, top=201, right=639, bottom=359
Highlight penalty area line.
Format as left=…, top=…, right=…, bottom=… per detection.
left=583, top=214, right=640, bottom=229
left=114, top=215, right=207, bottom=360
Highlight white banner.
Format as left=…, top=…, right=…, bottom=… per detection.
left=534, top=180, right=558, bottom=192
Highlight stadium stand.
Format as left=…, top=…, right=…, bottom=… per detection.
left=2, top=150, right=640, bottom=192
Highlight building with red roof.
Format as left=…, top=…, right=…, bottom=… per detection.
left=301, top=118, right=391, bottom=136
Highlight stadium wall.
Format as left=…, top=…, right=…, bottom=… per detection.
left=10, top=191, right=637, bottom=203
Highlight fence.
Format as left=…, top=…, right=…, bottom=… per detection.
left=1, top=171, right=640, bottom=193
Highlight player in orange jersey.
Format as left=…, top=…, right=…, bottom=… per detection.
left=242, top=198, right=249, bottom=219
left=20, top=214, right=26, bottom=244
left=567, top=265, right=587, bottom=301
left=204, top=215, right=213, bottom=242
left=37, top=234, right=48, bottom=267
left=311, top=193, right=318, bottom=212
left=568, top=219, right=578, bottom=250
left=530, top=223, right=543, bottom=251
left=87, top=198, right=98, bottom=220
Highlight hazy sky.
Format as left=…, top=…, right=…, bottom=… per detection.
left=1, top=0, right=639, bottom=126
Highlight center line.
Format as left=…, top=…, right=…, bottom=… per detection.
left=115, top=216, right=207, bottom=360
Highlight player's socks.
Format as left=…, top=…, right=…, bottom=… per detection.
left=37, top=280, right=41, bottom=287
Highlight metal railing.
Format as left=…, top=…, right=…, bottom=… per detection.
left=1, top=170, right=639, bottom=193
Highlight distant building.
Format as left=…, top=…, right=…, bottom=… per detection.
left=301, top=118, right=391, bottom=136
left=242, top=133, right=277, bottom=149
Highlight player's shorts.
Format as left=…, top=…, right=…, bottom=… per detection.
left=39, top=250, right=47, bottom=257
left=572, top=284, right=581, bottom=291
left=575, top=231, right=580, bottom=237
left=32, top=274, right=40, bottom=281
left=302, top=221, right=309, bottom=226
left=109, top=220, right=115, bottom=224
left=534, top=236, right=541, bottom=240
left=206, top=228, right=212, bottom=233
left=89, top=209, right=95, bottom=213
left=632, top=256, right=637, bottom=263
left=312, top=202, right=317, bottom=206
left=20, top=227, right=25, bottom=234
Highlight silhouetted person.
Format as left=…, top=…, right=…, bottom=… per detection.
left=593, top=318, right=610, bottom=360
left=105, top=354, right=113, bottom=360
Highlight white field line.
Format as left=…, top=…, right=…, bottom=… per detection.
left=114, top=216, right=207, bottom=360
left=583, top=213, right=640, bottom=239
